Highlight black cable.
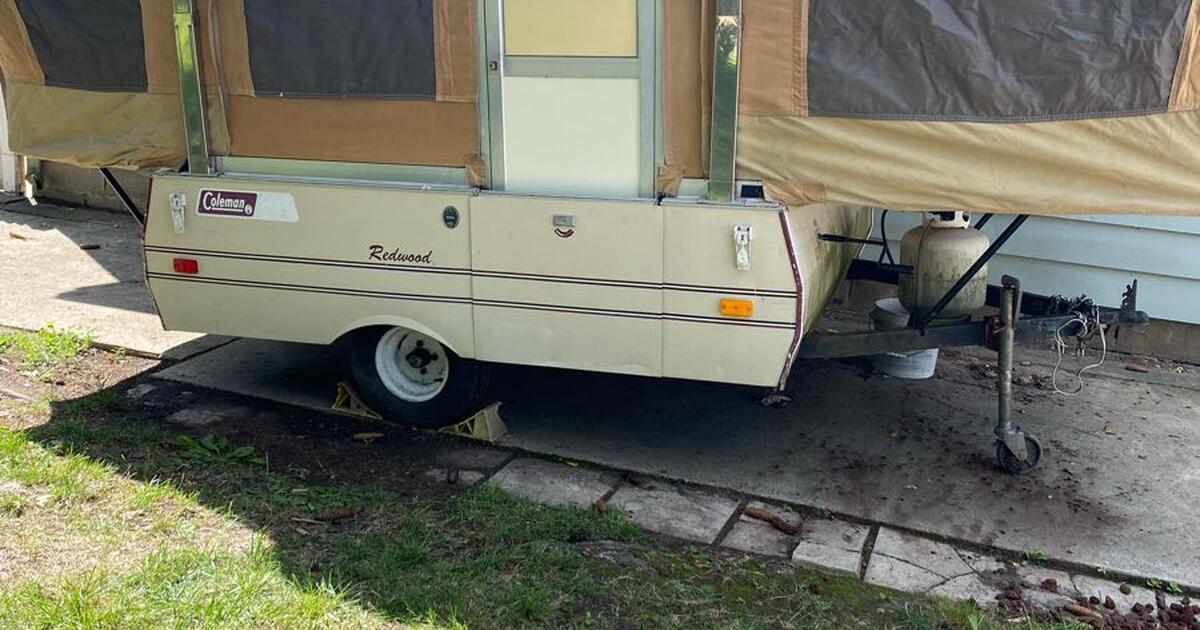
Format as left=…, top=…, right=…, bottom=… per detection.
left=877, top=209, right=896, bottom=265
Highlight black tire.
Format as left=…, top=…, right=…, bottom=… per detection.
left=349, top=327, right=488, bottom=428
left=995, top=436, right=1042, bottom=475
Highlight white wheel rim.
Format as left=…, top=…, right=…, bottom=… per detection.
left=374, top=328, right=449, bottom=403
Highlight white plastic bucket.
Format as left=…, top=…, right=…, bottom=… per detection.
left=870, top=298, right=938, bottom=380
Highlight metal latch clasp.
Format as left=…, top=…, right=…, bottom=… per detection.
left=734, top=224, right=753, bottom=271
left=169, top=192, right=187, bottom=233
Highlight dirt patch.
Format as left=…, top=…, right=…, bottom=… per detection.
left=0, top=345, right=156, bottom=427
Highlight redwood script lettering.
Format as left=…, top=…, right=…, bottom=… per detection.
left=368, top=245, right=433, bottom=265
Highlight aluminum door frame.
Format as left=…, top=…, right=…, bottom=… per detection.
left=478, top=0, right=662, bottom=198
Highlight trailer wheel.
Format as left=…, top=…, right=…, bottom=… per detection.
left=995, top=435, right=1042, bottom=475
left=350, top=327, right=486, bottom=428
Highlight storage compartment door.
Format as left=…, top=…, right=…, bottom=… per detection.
left=471, top=194, right=663, bottom=375
left=662, top=203, right=799, bottom=387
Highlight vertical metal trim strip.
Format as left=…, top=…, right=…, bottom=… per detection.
left=653, top=0, right=666, bottom=185
left=173, top=0, right=210, bottom=174
left=775, top=206, right=805, bottom=391
left=638, top=0, right=658, bottom=197
left=481, top=0, right=505, bottom=189
left=707, top=0, right=740, bottom=202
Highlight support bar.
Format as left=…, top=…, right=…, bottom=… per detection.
left=706, top=0, right=741, bottom=203
left=98, top=168, right=145, bottom=227
left=173, top=0, right=211, bottom=175
left=798, top=307, right=1146, bottom=359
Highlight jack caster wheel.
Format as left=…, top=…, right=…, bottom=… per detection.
left=995, top=435, right=1042, bottom=475
left=350, top=326, right=488, bottom=429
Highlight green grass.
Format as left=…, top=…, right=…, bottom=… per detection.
left=0, top=396, right=1090, bottom=629
left=0, top=325, right=93, bottom=379
left=0, top=542, right=398, bottom=630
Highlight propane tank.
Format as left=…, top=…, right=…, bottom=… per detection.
left=898, top=211, right=990, bottom=321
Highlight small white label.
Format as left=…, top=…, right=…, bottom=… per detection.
left=197, top=189, right=299, bottom=223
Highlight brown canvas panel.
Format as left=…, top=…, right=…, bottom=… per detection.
left=434, top=0, right=478, bottom=103
left=738, top=112, right=1200, bottom=216
left=141, top=0, right=178, bottom=93
left=740, top=0, right=794, bottom=116
left=1170, top=0, right=1200, bottom=110
left=655, top=164, right=683, bottom=196
left=4, top=80, right=184, bottom=167
left=464, top=153, right=487, bottom=187
left=226, top=96, right=478, bottom=166
left=204, top=0, right=254, bottom=96
left=0, top=0, right=41, bottom=84
left=794, top=0, right=808, bottom=116
left=662, top=0, right=709, bottom=178
left=698, top=0, right=714, bottom=170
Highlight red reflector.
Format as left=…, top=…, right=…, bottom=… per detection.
left=173, top=258, right=199, bottom=274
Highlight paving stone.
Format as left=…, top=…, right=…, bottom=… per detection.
left=487, top=458, right=618, bottom=508
left=422, top=467, right=486, bottom=486
left=167, top=408, right=226, bottom=427
left=959, top=549, right=1007, bottom=576
left=929, top=573, right=1001, bottom=603
left=865, top=528, right=974, bottom=593
left=1020, top=588, right=1077, bottom=613
left=436, top=447, right=512, bottom=471
left=790, top=518, right=871, bottom=576
left=723, top=501, right=802, bottom=558
left=124, top=383, right=157, bottom=399
left=723, top=518, right=796, bottom=558
left=608, top=483, right=739, bottom=544
left=1016, top=567, right=1079, bottom=598
left=1072, top=575, right=1156, bottom=613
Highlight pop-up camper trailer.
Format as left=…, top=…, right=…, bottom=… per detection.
left=2, top=0, right=1190, bottom=471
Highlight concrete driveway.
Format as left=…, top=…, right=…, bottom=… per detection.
left=0, top=201, right=227, bottom=358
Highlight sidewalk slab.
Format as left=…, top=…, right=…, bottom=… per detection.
left=928, top=574, right=1000, bottom=603
left=722, top=501, right=801, bottom=558
left=0, top=204, right=223, bottom=358
left=487, top=458, right=618, bottom=508
left=1072, top=575, right=1157, bottom=611
left=608, top=481, right=739, bottom=544
left=865, top=527, right=984, bottom=593
left=790, top=518, right=871, bottom=577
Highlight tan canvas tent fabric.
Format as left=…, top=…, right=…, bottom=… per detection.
left=0, top=0, right=189, bottom=167
left=664, top=0, right=1200, bottom=216
left=0, top=0, right=479, bottom=170
left=5, top=0, right=1200, bottom=216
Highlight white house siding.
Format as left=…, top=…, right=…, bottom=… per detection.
left=861, top=211, right=1200, bottom=325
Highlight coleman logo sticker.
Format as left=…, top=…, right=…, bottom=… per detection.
left=196, top=189, right=299, bottom=223
left=199, top=190, right=256, bottom=216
